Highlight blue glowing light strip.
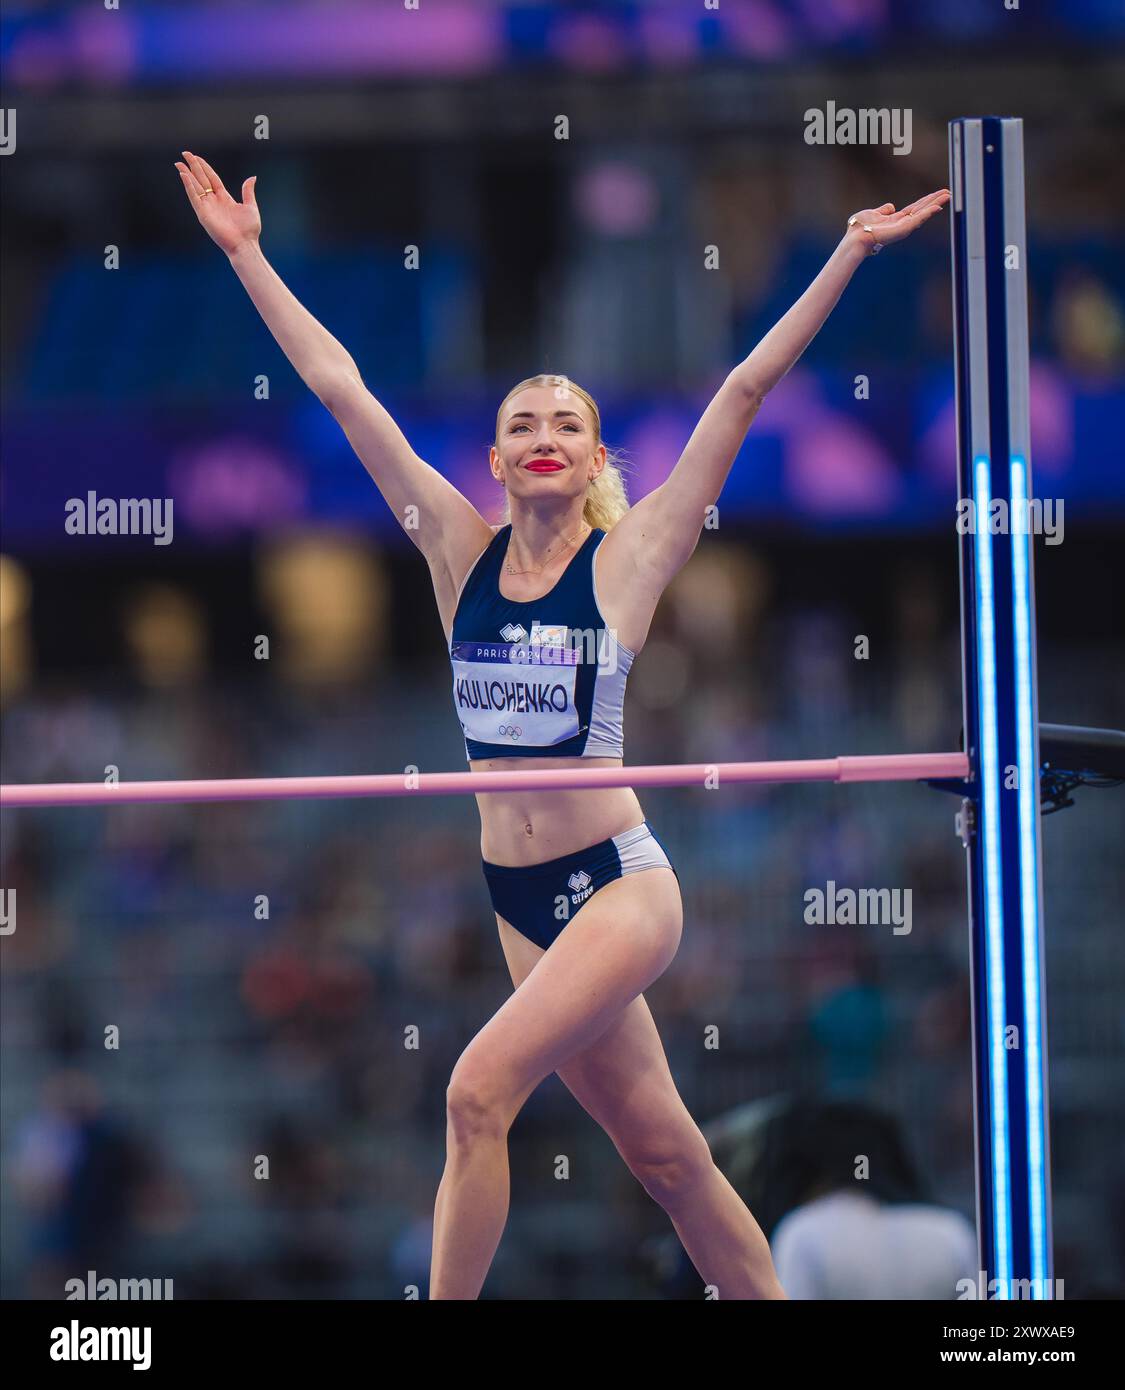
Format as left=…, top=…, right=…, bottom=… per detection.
left=1010, top=455, right=1048, bottom=1291
left=973, top=453, right=1012, bottom=1292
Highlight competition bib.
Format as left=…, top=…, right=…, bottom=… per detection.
left=451, top=623, right=581, bottom=747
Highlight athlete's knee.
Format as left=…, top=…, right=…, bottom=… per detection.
left=445, top=1060, right=515, bottom=1147
left=625, top=1132, right=715, bottom=1211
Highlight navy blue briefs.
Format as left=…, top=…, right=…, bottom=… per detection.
left=482, top=821, right=677, bottom=951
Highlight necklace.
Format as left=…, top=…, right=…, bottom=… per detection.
left=504, top=522, right=589, bottom=577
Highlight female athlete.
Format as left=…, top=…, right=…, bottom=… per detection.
left=176, top=149, right=949, bottom=1299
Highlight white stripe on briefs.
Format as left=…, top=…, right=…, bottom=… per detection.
left=612, top=822, right=671, bottom=875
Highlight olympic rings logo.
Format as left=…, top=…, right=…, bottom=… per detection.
left=497, top=724, right=523, bottom=740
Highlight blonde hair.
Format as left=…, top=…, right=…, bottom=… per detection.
left=494, top=374, right=631, bottom=531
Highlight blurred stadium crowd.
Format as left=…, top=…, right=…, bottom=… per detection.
left=2, top=544, right=1122, bottom=1298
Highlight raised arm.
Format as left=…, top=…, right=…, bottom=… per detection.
left=605, top=189, right=951, bottom=592
left=175, top=151, right=492, bottom=588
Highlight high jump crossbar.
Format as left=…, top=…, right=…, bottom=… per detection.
left=0, top=752, right=970, bottom=809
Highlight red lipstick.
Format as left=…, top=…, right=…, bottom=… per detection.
left=525, top=460, right=564, bottom=473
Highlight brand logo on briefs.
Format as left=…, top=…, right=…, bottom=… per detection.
left=568, top=869, right=593, bottom=904
left=500, top=623, right=527, bottom=642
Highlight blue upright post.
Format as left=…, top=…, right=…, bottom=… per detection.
left=949, top=116, right=1054, bottom=1299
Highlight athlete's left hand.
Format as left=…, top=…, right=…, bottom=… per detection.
left=845, top=188, right=951, bottom=254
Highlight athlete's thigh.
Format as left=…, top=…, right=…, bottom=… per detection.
left=555, top=991, right=709, bottom=1166
left=496, top=900, right=700, bottom=1161
left=457, top=868, right=681, bottom=1105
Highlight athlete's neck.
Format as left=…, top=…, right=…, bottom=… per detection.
left=505, top=504, right=590, bottom=574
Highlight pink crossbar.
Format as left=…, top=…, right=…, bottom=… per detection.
left=0, top=753, right=969, bottom=809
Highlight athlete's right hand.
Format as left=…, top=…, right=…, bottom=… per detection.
left=175, top=150, right=261, bottom=257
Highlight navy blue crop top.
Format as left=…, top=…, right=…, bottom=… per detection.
left=448, top=524, right=635, bottom=761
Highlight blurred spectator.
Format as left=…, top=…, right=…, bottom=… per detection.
left=764, top=1100, right=977, bottom=1299
left=10, top=1071, right=147, bottom=1298
left=1051, top=269, right=1124, bottom=373
left=647, top=1096, right=976, bottom=1298
left=804, top=959, right=892, bottom=1094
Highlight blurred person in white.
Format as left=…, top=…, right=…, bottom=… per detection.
left=176, top=148, right=949, bottom=1301
left=767, top=1100, right=977, bottom=1299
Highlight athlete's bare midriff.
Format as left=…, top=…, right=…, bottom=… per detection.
left=470, top=755, right=644, bottom=866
